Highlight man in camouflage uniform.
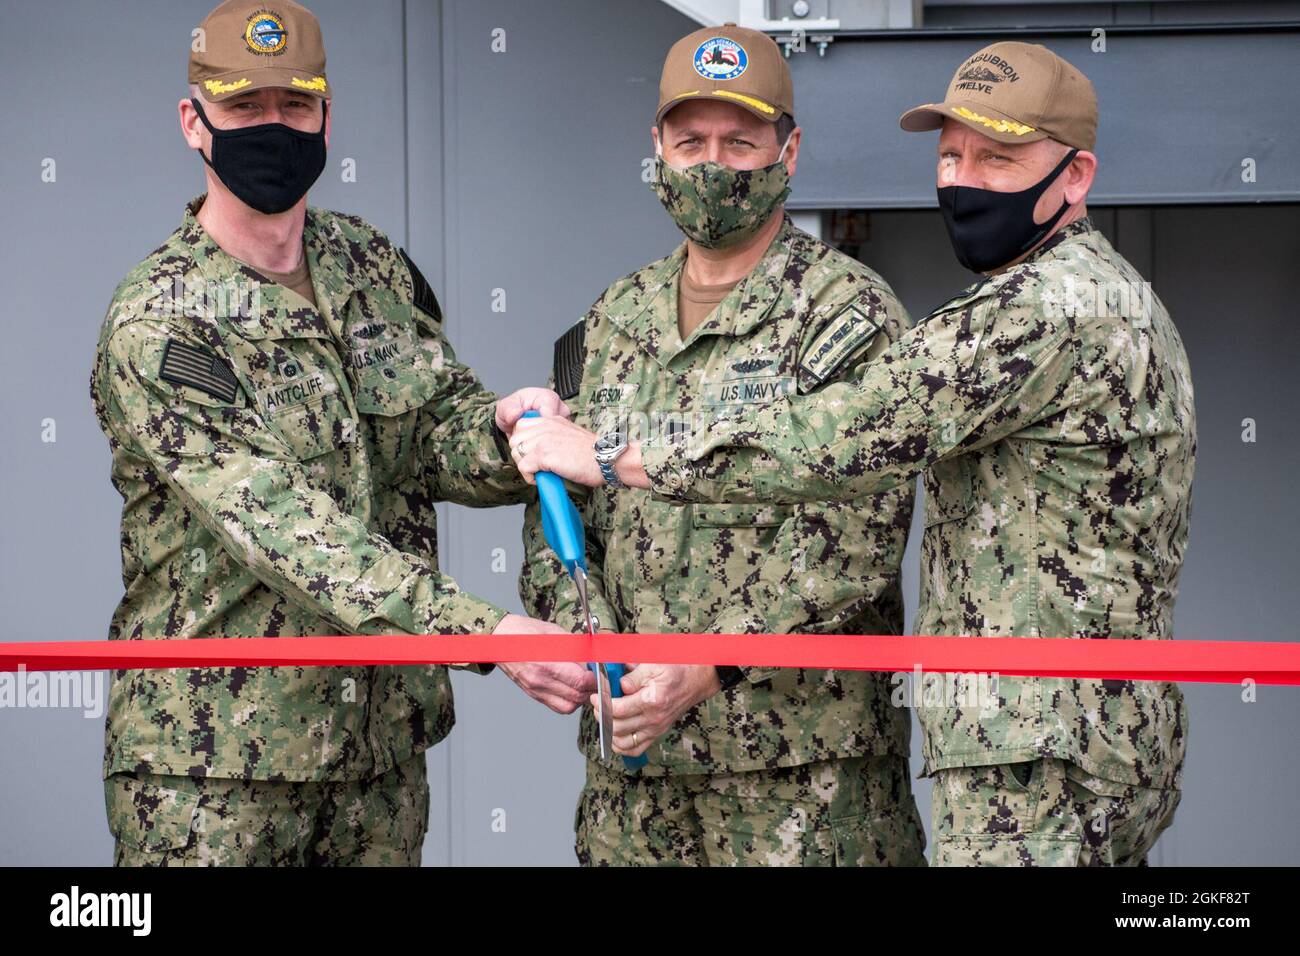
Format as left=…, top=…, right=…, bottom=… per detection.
left=91, top=0, right=576, bottom=866
left=514, top=42, right=1194, bottom=866
left=517, top=25, right=926, bottom=866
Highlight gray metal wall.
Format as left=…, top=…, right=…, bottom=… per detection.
left=784, top=25, right=1300, bottom=208
left=0, top=0, right=1295, bottom=866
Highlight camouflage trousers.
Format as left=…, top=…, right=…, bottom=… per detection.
left=104, top=752, right=430, bottom=866
left=577, top=753, right=927, bottom=866
left=931, top=758, right=1182, bottom=867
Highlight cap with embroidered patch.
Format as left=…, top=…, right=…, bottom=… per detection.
left=656, top=23, right=793, bottom=124
left=899, top=41, right=1096, bottom=150
left=189, top=0, right=331, bottom=103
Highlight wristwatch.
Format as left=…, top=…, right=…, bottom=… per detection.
left=593, top=429, right=630, bottom=489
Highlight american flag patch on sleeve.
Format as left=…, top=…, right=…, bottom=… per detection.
left=158, top=339, right=241, bottom=404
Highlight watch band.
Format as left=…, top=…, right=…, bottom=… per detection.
left=597, top=454, right=626, bottom=489
left=594, top=429, right=630, bottom=489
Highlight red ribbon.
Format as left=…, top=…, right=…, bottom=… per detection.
left=1, top=634, right=1297, bottom=684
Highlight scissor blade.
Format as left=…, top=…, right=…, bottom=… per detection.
left=573, top=569, right=613, bottom=761
left=595, top=664, right=615, bottom=762
left=572, top=567, right=596, bottom=637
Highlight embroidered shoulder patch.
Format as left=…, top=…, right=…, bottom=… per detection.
left=553, top=320, right=587, bottom=400
left=158, top=339, right=240, bottom=404
left=799, top=304, right=881, bottom=385
left=399, top=248, right=443, bottom=324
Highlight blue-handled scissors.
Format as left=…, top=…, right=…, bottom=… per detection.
left=522, top=411, right=647, bottom=770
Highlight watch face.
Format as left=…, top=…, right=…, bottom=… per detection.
left=595, top=431, right=625, bottom=456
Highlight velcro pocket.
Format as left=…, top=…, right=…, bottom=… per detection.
left=352, top=365, right=434, bottom=418
left=266, top=384, right=354, bottom=461
left=922, top=456, right=977, bottom=528
left=935, top=833, right=1082, bottom=867
left=350, top=331, right=435, bottom=417
left=104, top=772, right=201, bottom=854
left=830, top=811, right=928, bottom=867
left=692, top=502, right=794, bottom=529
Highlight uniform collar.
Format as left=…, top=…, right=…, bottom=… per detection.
left=605, top=215, right=795, bottom=368
left=302, top=205, right=364, bottom=324
left=926, top=217, right=1099, bottom=316
left=965, top=215, right=1098, bottom=303
left=1023, top=215, right=1096, bottom=267
left=179, top=195, right=358, bottom=339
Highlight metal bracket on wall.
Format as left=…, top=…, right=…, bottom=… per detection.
left=661, top=0, right=926, bottom=33
left=777, top=32, right=837, bottom=56
left=659, top=0, right=842, bottom=31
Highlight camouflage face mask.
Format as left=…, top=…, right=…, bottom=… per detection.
left=651, top=139, right=792, bottom=250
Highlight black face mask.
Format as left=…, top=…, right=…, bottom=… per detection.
left=937, top=148, right=1079, bottom=273
left=191, top=97, right=327, bottom=215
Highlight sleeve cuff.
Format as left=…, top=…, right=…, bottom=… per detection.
left=642, top=441, right=700, bottom=502
left=489, top=414, right=512, bottom=463
left=642, top=415, right=779, bottom=505
left=556, top=594, right=618, bottom=635
left=437, top=590, right=509, bottom=637
left=420, top=591, right=507, bottom=674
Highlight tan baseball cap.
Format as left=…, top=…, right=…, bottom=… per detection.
left=656, top=23, right=793, bottom=124
left=899, top=41, right=1096, bottom=150
left=189, top=1, right=331, bottom=103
